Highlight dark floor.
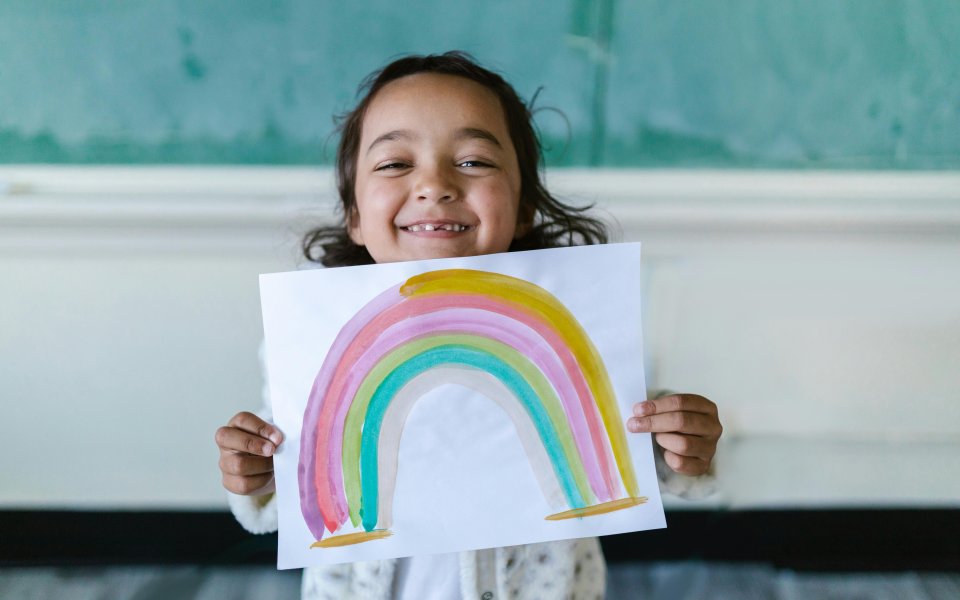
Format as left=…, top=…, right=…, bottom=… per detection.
left=1, top=563, right=959, bottom=600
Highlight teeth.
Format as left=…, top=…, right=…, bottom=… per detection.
left=405, top=223, right=467, bottom=232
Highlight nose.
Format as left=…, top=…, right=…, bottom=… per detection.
left=414, top=164, right=458, bottom=203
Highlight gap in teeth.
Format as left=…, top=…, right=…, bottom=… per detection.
left=406, top=223, right=466, bottom=232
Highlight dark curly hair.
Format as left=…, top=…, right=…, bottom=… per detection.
left=302, top=51, right=609, bottom=267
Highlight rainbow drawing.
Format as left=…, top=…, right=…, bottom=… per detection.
left=298, top=268, right=645, bottom=548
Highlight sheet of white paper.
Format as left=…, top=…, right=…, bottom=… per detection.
left=259, top=243, right=665, bottom=569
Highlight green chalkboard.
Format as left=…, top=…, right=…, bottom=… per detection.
left=1, top=0, right=958, bottom=168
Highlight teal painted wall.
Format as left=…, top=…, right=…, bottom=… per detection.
left=1, top=0, right=957, bottom=167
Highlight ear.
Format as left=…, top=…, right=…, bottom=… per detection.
left=347, top=208, right=364, bottom=246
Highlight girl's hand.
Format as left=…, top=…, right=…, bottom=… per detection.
left=215, top=411, right=284, bottom=496
left=626, top=394, right=722, bottom=476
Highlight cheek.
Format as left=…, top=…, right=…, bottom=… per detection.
left=359, top=178, right=405, bottom=211
left=481, top=188, right=523, bottom=245
left=493, top=183, right=523, bottom=228
left=480, top=176, right=520, bottom=208
left=353, top=182, right=393, bottom=225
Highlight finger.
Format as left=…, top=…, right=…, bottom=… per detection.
left=627, top=411, right=721, bottom=438
left=219, top=451, right=275, bottom=477
left=633, top=394, right=717, bottom=418
left=222, top=472, right=275, bottom=496
left=215, top=426, right=278, bottom=457
left=662, top=449, right=710, bottom=476
left=226, top=411, right=284, bottom=445
left=654, top=432, right=717, bottom=462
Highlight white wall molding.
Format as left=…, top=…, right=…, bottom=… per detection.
left=2, top=167, right=958, bottom=242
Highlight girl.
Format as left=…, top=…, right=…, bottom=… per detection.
left=215, top=51, right=722, bottom=600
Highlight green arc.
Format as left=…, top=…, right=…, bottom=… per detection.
left=342, top=334, right=595, bottom=531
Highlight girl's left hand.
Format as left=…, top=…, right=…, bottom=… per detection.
left=626, top=394, right=722, bottom=476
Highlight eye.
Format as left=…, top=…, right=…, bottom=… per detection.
left=374, top=161, right=411, bottom=171
left=457, top=159, right=494, bottom=169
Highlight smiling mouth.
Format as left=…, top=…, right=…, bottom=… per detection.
left=400, top=222, right=473, bottom=233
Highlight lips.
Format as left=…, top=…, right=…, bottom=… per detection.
left=399, top=221, right=474, bottom=233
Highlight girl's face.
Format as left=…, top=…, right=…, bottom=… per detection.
left=349, top=73, right=526, bottom=263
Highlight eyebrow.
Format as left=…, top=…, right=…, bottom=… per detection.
left=366, top=129, right=415, bottom=155
left=365, top=127, right=504, bottom=155
left=455, top=127, right=503, bottom=149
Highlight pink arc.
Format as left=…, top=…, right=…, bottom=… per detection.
left=298, top=288, right=621, bottom=539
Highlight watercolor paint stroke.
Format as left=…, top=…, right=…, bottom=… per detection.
left=298, top=269, right=643, bottom=547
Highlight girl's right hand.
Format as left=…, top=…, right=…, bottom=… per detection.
left=215, top=411, right=284, bottom=496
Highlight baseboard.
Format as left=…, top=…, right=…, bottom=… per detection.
left=2, top=509, right=957, bottom=571
left=601, top=509, right=960, bottom=571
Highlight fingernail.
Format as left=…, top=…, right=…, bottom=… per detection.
left=263, top=443, right=274, bottom=456
left=268, top=431, right=282, bottom=445
left=634, top=401, right=652, bottom=416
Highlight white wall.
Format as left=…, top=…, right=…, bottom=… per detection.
left=2, top=167, right=958, bottom=510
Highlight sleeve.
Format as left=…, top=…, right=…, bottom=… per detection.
left=228, top=489, right=279, bottom=534
left=227, top=340, right=281, bottom=534
left=649, top=389, right=718, bottom=500
left=653, top=439, right=717, bottom=500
